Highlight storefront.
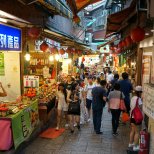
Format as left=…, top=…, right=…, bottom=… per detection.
left=139, top=36, right=154, bottom=154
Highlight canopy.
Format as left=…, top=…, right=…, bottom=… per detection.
left=66, top=0, right=102, bottom=14
left=105, top=0, right=137, bottom=37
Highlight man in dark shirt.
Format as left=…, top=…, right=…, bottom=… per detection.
left=92, top=80, right=107, bottom=134
left=118, top=72, right=133, bottom=113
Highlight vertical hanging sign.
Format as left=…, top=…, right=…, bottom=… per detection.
left=0, top=53, right=5, bottom=75
left=0, top=24, right=21, bottom=51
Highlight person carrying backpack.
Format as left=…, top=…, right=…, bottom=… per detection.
left=128, top=86, right=143, bottom=151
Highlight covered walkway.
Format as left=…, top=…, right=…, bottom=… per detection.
left=20, top=106, right=130, bottom=154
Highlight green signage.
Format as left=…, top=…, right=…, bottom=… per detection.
left=0, top=53, right=5, bottom=76
left=10, top=100, right=39, bottom=149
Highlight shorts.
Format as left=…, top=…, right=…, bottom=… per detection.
left=58, top=103, right=68, bottom=112
left=86, top=99, right=92, bottom=109
left=130, top=118, right=142, bottom=125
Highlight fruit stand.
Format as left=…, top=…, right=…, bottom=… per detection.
left=0, top=99, right=39, bottom=150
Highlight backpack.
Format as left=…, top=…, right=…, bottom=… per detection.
left=132, top=98, right=143, bottom=124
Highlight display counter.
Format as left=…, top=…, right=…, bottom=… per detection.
left=38, top=96, right=56, bottom=124
left=0, top=100, right=39, bottom=150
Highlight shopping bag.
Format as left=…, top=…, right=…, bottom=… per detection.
left=121, top=112, right=130, bottom=123
left=119, top=99, right=126, bottom=111
left=132, top=98, right=143, bottom=124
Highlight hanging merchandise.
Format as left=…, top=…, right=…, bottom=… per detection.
left=130, top=26, right=145, bottom=42
left=28, top=27, right=41, bottom=39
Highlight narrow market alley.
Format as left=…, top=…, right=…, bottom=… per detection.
left=20, top=106, right=130, bottom=154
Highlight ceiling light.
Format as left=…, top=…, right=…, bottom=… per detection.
left=151, top=29, right=154, bottom=32
left=145, top=33, right=149, bottom=36
left=0, top=17, right=7, bottom=23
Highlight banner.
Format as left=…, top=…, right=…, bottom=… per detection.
left=0, top=53, right=4, bottom=75
left=143, top=84, right=154, bottom=120
left=11, top=100, right=39, bottom=149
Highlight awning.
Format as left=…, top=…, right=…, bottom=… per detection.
left=66, top=0, right=103, bottom=14
left=43, top=27, right=89, bottom=50
left=38, top=0, right=72, bottom=18
left=105, top=0, right=137, bottom=37
left=93, top=30, right=106, bottom=40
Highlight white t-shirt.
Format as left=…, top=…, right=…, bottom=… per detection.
left=85, top=84, right=94, bottom=100
left=130, top=96, right=142, bottom=117
left=107, top=73, right=114, bottom=83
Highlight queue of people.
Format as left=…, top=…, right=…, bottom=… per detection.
left=55, top=70, right=144, bottom=152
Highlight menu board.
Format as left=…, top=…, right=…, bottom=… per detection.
left=24, top=76, right=39, bottom=88
left=143, top=84, right=154, bottom=119
left=142, top=56, right=151, bottom=84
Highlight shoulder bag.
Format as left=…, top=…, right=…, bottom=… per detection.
left=119, top=92, right=126, bottom=111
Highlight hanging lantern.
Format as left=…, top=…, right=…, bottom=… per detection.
left=125, top=36, right=133, bottom=46
left=121, top=40, right=126, bottom=48
left=73, top=15, right=80, bottom=24
left=28, top=27, right=41, bottom=39
left=130, top=26, right=145, bottom=42
left=40, top=42, right=49, bottom=52
left=66, top=48, right=71, bottom=53
left=59, top=48, right=65, bottom=55
left=50, top=47, right=58, bottom=54
left=118, top=41, right=123, bottom=49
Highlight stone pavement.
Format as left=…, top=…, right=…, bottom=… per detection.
left=19, top=106, right=130, bottom=154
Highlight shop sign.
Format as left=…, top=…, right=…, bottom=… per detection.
left=143, top=84, right=154, bottom=120
left=23, top=76, right=39, bottom=88
left=0, top=53, right=5, bottom=76
left=11, top=100, right=39, bottom=149
left=0, top=24, right=21, bottom=51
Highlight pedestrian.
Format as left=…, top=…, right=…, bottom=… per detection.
left=128, top=86, right=143, bottom=151
left=55, top=83, right=68, bottom=130
left=110, top=73, right=119, bottom=91
left=67, top=82, right=81, bottom=133
left=118, top=72, right=133, bottom=113
left=84, top=78, right=95, bottom=122
left=65, top=75, right=74, bottom=91
left=95, top=77, right=101, bottom=87
left=108, top=83, right=125, bottom=136
left=92, top=80, right=107, bottom=134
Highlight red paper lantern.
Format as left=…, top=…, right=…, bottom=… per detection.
left=40, top=42, right=49, bottom=52
left=121, top=40, right=126, bottom=47
left=130, top=26, right=145, bottom=42
left=59, top=48, right=65, bottom=55
left=73, top=15, right=80, bottom=23
left=51, top=47, right=58, bottom=54
left=28, top=27, right=41, bottom=39
left=125, top=36, right=133, bottom=46
left=66, top=48, right=71, bottom=53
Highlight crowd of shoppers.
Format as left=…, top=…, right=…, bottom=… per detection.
left=55, top=69, right=143, bottom=152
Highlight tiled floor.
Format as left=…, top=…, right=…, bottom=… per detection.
left=19, top=107, right=130, bottom=154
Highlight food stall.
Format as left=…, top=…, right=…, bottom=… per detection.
left=0, top=24, right=40, bottom=151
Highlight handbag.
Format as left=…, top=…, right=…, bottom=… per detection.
left=132, top=98, right=143, bottom=124
left=68, top=101, right=80, bottom=115
left=119, top=92, right=126, bottom=111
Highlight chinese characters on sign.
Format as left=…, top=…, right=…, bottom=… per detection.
left=143, top=84, right=154, bottom=119
left=0, top=53, right=5, bottom=76
left=0, top=24, right=21, bottom=51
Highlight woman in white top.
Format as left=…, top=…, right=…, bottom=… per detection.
left=128, top=86, right=143, bottom=151
left=56, top=83, right=68, bottom=130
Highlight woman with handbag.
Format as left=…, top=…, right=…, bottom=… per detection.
left=108, top=83, right=125, bottom=136
left=128, top=86, right=143, bottom=151
left=67, top=82, right=81, bottom=133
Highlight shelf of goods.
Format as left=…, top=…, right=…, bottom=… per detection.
left=0, top=99, right=38, bottom=151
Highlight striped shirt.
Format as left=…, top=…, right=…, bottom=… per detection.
left=108, top=90, right=125, bottom=109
